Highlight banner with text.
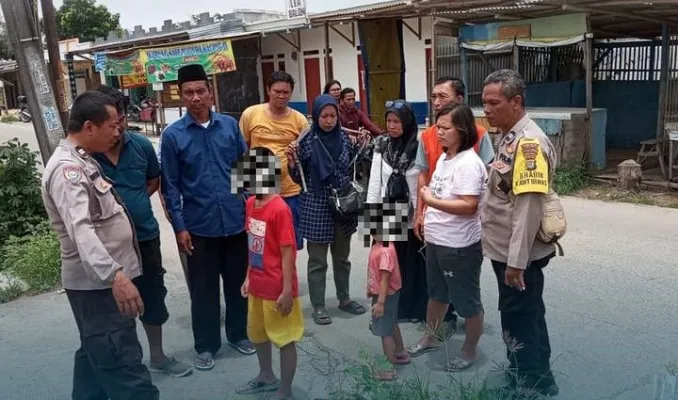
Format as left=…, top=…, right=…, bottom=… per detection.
left=144, top=40, right=236, bottom=84
left=95, top=50, right=147, bottom=77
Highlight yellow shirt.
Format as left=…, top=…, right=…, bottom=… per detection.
left=239, top=104, right=309, bottom=197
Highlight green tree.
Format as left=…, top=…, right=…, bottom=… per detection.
left=0, top=16, right=14, bottom=60
left=55, top=0, right=121, bottom=43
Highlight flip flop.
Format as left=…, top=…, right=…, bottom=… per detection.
left=373, top=369, right=397, bottom=381
left=338, top=300, right=366, bottom=315
left=443, top=354, right=478, bottom=372
left=394, top=353, right=411, bottom=365
left=407, top=342, right=439, bottom=357
left=312, top=309, right=332, bottom=325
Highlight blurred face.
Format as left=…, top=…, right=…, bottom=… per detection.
left=87, top=105, right=121, bottom=153
left=386, top=113, right=403, bottom=138
left=482, top=82, right=522, bottom=130
left=431, top=81, right=463, bottom=113
left=341, top=92, right=356, bottom=108
left=436, top=113, right=461, bottom=152
left=318, top=105, right=337, bottom=132
left=328, top=83, right=341, bottom=100
left=181, top=81, right=213, bottom=117
left=268, top=82, right=292, bottom=110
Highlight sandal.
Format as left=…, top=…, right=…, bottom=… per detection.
left=407, top=342, right=439, bottom=357
left=338, top=300, right=366, bottom=315
left=443, top=354, right=478, bottom=372
left=194, top=352, right=215, bottom=371
left=394, top=353, right=411, bottom=365
left=236, top=377, right=280, bottom=394
left=373, top=369, right=397, bottom=381
left=312, top=309, right=332, bottom=325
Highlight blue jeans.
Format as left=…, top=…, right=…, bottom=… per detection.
left=283, top=195, right=304, bottom=250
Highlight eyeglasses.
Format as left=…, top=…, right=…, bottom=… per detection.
left=385, top=100, right=408, bottom=109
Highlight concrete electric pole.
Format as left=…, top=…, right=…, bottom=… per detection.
left=41, top=0, right=70, bottom=130
left=0, top=0, right=64, bottom=164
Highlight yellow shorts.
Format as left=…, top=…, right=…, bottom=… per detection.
left=247, top=296, right=304, bottom=348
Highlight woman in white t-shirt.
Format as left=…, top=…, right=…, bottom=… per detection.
left=407, top=103, right=487, bottom=372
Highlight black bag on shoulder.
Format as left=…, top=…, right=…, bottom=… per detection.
left=319, top=139, right=367, bottom=220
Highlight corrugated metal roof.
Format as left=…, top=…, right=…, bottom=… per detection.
left=244, top=15, right=309, bottom=34
left=309, top=0, right=411, bottom=19
left=187, top=30, right=260, bottom=42
left=0, top=61, right=18, bottom=74
left=82, top=30, right=189, bottom=54
left=188, top=20, right=249, bottom=39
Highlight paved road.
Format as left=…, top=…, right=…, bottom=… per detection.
left=1, top=123, right=678, bottom=399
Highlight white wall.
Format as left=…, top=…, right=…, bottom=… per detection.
left=259, top=16, right=432, bottom=106
left=402, top=16, right=432, bottom=102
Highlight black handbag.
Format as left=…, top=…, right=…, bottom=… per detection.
left=319, top=138, right=367, bottom=220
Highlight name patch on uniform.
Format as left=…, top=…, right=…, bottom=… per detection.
left=63, top=165, right=83, bottom=184
left=512, top=138, right=549, bottom=195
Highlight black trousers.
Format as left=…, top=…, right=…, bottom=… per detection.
left=492, top=255, right=556, bottom=389
left=394, top=230, right=428, bottom=321
left=187, top=231, right=248, bottom=354
left=66, top=289, right=159, bottom=400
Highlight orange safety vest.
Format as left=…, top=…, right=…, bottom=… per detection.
left=421, top=124, right=488, bottom=182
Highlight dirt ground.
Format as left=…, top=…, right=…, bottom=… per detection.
left=574, top=182, right=678, bottom=208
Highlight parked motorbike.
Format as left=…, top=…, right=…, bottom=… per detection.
left=17, top=96, right=31, bottom=123
left=127, top=103, right=142, bottom=122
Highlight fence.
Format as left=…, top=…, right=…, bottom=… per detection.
left=435, top=37, right=678, bottom=124
left=435, top=38, right=584, bottom=106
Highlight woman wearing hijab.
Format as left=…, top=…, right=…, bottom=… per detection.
left=285, top=94, right=367, bottom=326
left=366, top=100, right=427, bottom=323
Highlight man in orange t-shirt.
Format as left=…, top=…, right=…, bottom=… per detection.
left=413, top=76, right=494, bottom=329
left=414, top=76, right=494, bottom=239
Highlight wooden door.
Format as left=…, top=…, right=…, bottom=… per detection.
left=357, top=54, right=368, bottom=113
left=304, top=57, right=321, bottom=114
left=261, top=61, right=275, bottom=102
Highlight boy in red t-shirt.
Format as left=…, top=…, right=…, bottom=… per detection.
left=235, top=147, right=303, bottom=400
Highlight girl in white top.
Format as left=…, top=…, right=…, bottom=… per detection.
left=366, top=100, right=428, bottom=323
left=407, top=103, right=487, bottom=372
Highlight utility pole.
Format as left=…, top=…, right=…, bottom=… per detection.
left=41, top=0, right=70, bottom=130
left=0, top=0, right=64, bottom=164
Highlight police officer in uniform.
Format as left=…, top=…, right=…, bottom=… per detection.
left=41, top=90, right=159, bottom=400
left=480, top=69, right=559, bottom=398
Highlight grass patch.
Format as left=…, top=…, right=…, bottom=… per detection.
left=0, top=281, right=25, bottom=304
left=1, top=220, right=61, bottom=293
left=554, top=166, right=590, bottom=195
left=327, top=349, right=513, bottom=400
left=0, top=114, right=19, bottom=124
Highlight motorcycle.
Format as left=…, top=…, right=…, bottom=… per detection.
left=17, top=96, right=31, bottom=123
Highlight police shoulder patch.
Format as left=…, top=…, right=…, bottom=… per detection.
left=512, top=138, right=549, bottom=195
left=62, top=165, right=84, bottom=184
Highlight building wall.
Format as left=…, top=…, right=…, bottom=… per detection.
left=259, top=16, right=433, bottom=120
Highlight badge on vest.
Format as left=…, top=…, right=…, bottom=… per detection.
left=63, top=165, right=83, bottom=184
left=512, top=138, right=549, bottom=195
